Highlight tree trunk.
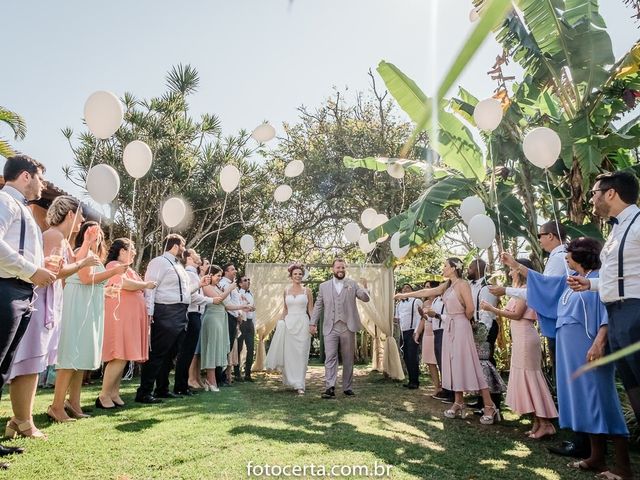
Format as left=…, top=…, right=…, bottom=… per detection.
left=568, top=161, right=585, bottom=224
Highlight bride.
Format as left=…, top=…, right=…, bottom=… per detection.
left=265, top=263, right=313, bottom=395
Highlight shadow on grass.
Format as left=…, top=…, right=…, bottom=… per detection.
left=115, top=418, right=162, bottom=433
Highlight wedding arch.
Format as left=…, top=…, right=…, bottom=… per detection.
left=245, top=262, right=404, bottom=380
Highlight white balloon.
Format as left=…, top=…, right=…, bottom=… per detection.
left=84, top=91, right=124, bottom=139
left=387, top=163, right=405, bottom=179
left=284, top=160, right=305, bottom=178
left=391, top=232, right=410, bottom=258
left=360, top=208, right=378, bottom=229
left=523, top=127, right=562, bottom=169
left=123, top=140, right=153, bottom=179
left=343, top=222, right=361, bottom=243
left=274, top=184, right=293, bottom=202
left=240, top=234, right=255, bottom=254
left=86, top=164, right=120, bottom=204
left=469, top=7, right=480, bottom=22
left=468, top=214, right=496, bottom=249
left=459, top=196, right=486, bottom=224
left=473, top=98, right=503, bottom=131
left=371, top=213, right=389, bottom=243
left=161, top=197, right=187, bottom=228
left=358, top=233, right=376, bottom=254
left=251, top=123, right=276, bottom=143
left=220, top=165, right=241, bottom=193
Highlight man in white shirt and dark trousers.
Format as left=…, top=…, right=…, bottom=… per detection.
left=395, top=284, right=423, bottom=389
left=136, top=234, right=192, bottom=404
left=569, top=170, right=640, bottom=426
left=174, top=249, right=212, bottom=395
left=219, top=263, right=240, bottom=386
left=236, top=275, right=256, bottom=382
left=468, top=259, right=501, bottom=412
left=0, top=155, right=56, bottom=467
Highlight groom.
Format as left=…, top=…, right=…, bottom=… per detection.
left=310, top=258, right=370, bottom=398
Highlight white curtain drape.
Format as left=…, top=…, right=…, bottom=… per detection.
left=245, top=263, right=403, bottom=380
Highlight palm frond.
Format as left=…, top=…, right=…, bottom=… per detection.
left=166, top=64, right=200, bottom=96
left=0, top=107, right=27, bottom=140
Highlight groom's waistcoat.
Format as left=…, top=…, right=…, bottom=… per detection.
left=332, top=285, right=348, bottom=333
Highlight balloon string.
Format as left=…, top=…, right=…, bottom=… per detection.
left=210, top=192, right=228, bottom=265
left=238, top=187, right=246, bottom=227
left=66, top=139, right=101, bottom=245
left=489, top=140, right=504, bottom=252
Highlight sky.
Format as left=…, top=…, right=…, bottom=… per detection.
left=3, top=0, right=638, bottom=198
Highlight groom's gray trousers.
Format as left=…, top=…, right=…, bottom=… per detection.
left=324, top=322, right=355, bottom=391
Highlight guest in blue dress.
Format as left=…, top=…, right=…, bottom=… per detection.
left=501, top=237, right=632, bottom=479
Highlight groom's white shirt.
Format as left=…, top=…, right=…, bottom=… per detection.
left=332, top=277, right=344, bottom=295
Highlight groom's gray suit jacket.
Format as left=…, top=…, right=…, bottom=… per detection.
left=310, top=278, right=370, bottom=335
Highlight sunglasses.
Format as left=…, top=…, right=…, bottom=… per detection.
left=537, top=232, right=550, bottom=239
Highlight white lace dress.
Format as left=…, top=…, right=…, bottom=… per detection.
left=265, top=291, right=311, bottom=390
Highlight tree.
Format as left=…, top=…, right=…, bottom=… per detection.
left=254, top=78, right=430, bottom=265
left=63, top=64, right=268, bottom=270
left=0, top=106, right=27, bottom=158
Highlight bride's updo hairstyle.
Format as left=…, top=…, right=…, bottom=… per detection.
left=288, top=262, right=304, bottom=277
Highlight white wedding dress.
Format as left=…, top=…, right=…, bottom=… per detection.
left=265, top=290, right=311, bottom=390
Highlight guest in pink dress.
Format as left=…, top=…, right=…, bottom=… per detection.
left=97, top=238, right=156, bottom=409
left=481, top=258, right=558, bottom=439
left=395, top=258, right=500, bottom=425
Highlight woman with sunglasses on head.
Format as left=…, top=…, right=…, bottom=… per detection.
left=396, top=258, right=500, bottom=424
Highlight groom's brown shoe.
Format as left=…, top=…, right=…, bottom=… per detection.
left=321, top=387, right=335, bottom=399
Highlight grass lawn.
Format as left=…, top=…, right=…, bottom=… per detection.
left=1, top=363, right=638, bottom=479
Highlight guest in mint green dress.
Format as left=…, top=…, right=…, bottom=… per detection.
left=48, top=222, right=128, bottom=423
left=200, top=265, right=248, bottom=392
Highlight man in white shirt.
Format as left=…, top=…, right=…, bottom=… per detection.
left=219, top=263, right=241, bottom=386
left=174, top=248, right=212, bottom=395
left=236, top=275, right=256, bottom=381
left=394, top=284, right=423, bottom=389
left=0, top=155, right=55, bottom=465
left=136, top=234, right=192, bottom=404
left=569, top=171, right=640, bottom=425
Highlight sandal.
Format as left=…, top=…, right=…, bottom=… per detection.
left=595, top=471, right=632, bottom=480
left=46, top=406, right=76, bottom=423
left=444, top=402, right=466, bottom=419
left=528, top=425, right=556, bottom=440
left=479, top=404, right=501, bottom=425
left=5, top=419, right=47, bottom=440
left=567, top=461, right=605, bottom=473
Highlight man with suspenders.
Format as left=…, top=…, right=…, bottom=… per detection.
left=569, top=170, right=640, bottom=426
left=394, top=284, right=423, bottom=389
left=137, top=234, right=197, bottom=404
left=0, top=155, right=56, bottom=468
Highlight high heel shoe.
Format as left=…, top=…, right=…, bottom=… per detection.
left=46, top=406, right=76, bottom=423
left=95, top=397, right=116, bottom=410
left=444, top=402, right=466, bottom=419
left=64, top=400, right=91, bottom=419
left=479, top=405, right=501, bottom=425
left=5, top=419, right=47, bottom=440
